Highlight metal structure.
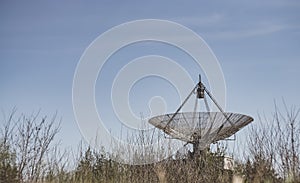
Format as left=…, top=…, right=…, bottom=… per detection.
left=148, top=75, right=253, bottom=154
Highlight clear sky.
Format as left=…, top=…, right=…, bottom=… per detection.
left=1, top=0, right=300, bottom=151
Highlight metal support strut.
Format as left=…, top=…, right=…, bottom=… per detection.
left=163, top=74, right=236, bottom=136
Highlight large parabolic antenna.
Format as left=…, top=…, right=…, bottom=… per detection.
left=148, top=75, right=253, bottom=154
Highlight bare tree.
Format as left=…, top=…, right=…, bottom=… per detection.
left=245, top=101, right=300, bottom=182
left=1, top=109, right=60, bottom=182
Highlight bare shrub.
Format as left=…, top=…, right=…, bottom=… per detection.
left=243, top=101, right=300, bottom=182
left=1, top=109, right=60, bottom=182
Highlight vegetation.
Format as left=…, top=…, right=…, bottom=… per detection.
left=0, top=103, right=299, bottom=182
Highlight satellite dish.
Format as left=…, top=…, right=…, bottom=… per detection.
left=149, top=112, right=253, bottom=145
left=148, top=75, right=253, bottom=155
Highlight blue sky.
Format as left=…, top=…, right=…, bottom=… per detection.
left=1, top=0, right=300, bottom=150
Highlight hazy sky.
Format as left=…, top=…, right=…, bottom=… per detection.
left=1, top=0, right=299, bottom=150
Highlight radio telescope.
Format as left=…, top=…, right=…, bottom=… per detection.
left=148, top=75, right=253, bottom=157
